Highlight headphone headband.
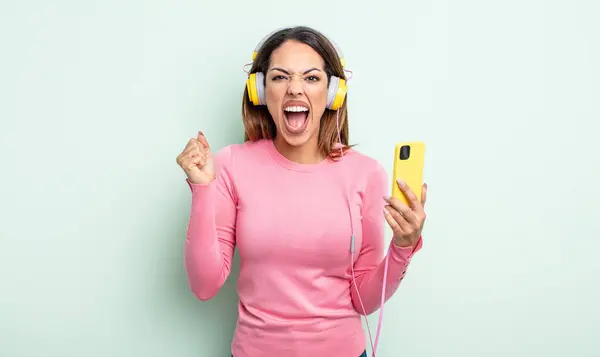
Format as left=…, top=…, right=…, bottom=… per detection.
left=251, top=27, right=345, bottom=68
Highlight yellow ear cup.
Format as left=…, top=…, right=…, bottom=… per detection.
left=246, top=72, right=265, bottom=106
left=246, top=73, right=259, bottom=105
left=326, top=77, right=347, bottom=111
left=330, top=78, right=347, bottom=110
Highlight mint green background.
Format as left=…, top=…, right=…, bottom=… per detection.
left=1, top=1, right=598, bottom=356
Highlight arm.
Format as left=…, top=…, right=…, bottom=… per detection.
left=184, top=146, right=237, bottom=301
left=350, top=162, right=423, bottom=315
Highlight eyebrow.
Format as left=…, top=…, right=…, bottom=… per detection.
left=268, top=67, right=322, bottom=74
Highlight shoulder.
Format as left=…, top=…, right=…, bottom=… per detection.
left=338, top=148, right=389, bottom=209
left=332, top=147, right=388, bottom=197
left=341, top=147, right=388, bottom=181
left=212, top=139, right=271, bottom=170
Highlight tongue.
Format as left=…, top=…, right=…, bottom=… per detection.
left=286, top=112, right=308, bottom=129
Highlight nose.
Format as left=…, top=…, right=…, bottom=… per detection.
left=286, top=75, right=303, bottom=96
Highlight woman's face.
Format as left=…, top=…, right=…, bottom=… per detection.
left=265, top=40, right=329, bottom=152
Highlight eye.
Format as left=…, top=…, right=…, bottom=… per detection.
left=306, top=75, right=320, bottom=82
left=271, top=75, right=287, bottom=81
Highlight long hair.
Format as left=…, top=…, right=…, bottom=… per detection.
left=241, top=26, right=351, bottom=160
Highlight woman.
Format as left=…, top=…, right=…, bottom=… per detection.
left=176, top=26, right=427, bottom=357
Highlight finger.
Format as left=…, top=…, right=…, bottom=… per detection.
left=183, top=138, right=199, bottom=151
left=383, top=206, right=404, bottom=236
left=384, top=196, right=418, bottom=225
left=177, top=143, right=204, bottom=167
left=421, top=183, right=427, bottom=208
left=185, top=155, right=205, bottom=170
left=396, top=179, right=421, bottom=210
left=197, top=131, right=210, bottom=149
left=386, top=205, right=412, bottom=233
left=187, top=149, right=207, bottom=162
left=184, top=142, right=205, bottom=157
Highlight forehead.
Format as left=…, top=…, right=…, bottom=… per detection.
left=268, top=40, right=325, bottom=70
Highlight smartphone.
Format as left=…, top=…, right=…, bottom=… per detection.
left=391, top=142, right=426, bottom=206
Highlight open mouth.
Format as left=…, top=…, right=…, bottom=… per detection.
left=283, top=105, right=310, bottom=135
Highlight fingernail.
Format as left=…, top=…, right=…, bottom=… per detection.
left=383, top=207, right=390, bottom=215
left=397, top=179, right=405, bottom=187
left=383, top=196, right=391, bottom=201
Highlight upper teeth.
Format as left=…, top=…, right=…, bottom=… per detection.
left=284, top=106, right=309, bottom=112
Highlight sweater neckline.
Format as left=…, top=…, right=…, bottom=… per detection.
left=264, top=139, right=334, bottom=173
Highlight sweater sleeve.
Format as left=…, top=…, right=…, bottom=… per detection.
left=350, top=162, right=423, bottom=315
left=183, top=145, right=238, bottom=301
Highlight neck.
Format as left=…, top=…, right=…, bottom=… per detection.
left=273, top=136, right=323, bottom=164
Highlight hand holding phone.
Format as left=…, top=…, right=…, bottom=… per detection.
left=384, top=142, right=427, bottom=248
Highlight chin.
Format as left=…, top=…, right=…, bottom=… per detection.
left=280, top=131, right=312, bottom=147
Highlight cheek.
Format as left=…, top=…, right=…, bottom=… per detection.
left=307, top=84, right=329, bottom=109
left=266, top=83, right=280, bottom=99
left=265, top=84, right=284, bottom=116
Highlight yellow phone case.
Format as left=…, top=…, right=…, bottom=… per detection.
left=391, top=142, right=426, bottom=206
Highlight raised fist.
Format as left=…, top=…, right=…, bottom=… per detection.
left=176, top=131, right=215, bottom=185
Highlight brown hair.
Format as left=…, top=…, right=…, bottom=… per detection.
left=241, top=26, right=352, bottom=160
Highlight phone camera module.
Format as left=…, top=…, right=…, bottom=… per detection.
left=399, top=145, right=411, bottom=160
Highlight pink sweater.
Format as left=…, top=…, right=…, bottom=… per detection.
left=184, top=139, right=422, bottom=357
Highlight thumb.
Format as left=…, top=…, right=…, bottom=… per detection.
left=197, top=131, right=210, bottom=149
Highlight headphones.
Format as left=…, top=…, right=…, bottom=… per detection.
left=245, top=28, right=348, bottom=111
